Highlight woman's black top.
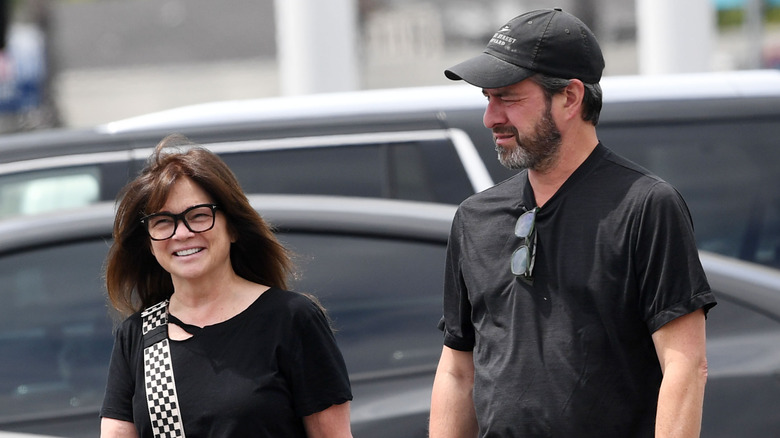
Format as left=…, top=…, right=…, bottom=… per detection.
left=100, top=288, right=353, bottom=437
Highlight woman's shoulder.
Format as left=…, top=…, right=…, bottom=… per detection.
left=109, top=310, right=145, bottom=355
left=116, top=309, right=143, bottom=331
left=263, top=287, right=324, bottom=315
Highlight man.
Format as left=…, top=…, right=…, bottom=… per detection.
left=430, top=9, right=716, bottom=438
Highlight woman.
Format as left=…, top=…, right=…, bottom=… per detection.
left=100, top=134, right=353, bottom=437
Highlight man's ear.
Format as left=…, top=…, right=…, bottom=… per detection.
left=561, top=79, right=585, bottom=120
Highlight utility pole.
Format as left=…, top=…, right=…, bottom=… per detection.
left=636, top=0, right=716, bottom=74
left=744, top=0, right=765, bottom=68
left=274, top=0, right=359, bottom=95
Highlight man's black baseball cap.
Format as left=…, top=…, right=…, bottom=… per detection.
left=445, top=8, right=605, bottom=88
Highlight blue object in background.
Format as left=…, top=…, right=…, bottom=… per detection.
left=0, top=23, right=46, bottom=114
left=715, top=0, right=780, bottom=9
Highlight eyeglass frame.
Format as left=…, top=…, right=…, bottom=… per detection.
left=511, top=207, right=539, bottom=280
left=140, top=203, right=220, bottom=241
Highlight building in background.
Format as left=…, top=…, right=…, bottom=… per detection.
left=1, top=0, right=778, bottom=130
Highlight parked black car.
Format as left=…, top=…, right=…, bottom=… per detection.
left=0, top=195, right=778, bottom=437
left=1, top=70, right=780, bottom=268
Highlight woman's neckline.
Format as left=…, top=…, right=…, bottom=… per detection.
left=167, top=287, right=276, bottom=340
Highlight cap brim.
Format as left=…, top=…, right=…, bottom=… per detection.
left=444, top=52, right=535, bottom=89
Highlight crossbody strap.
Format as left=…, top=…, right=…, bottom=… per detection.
left=142, top=300, right=186, bottom=437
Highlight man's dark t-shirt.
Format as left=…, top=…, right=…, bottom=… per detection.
left=440, top=144, right=716, bottom=437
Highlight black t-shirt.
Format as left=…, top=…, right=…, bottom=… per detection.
left=440, top=144, right=716, bottom=437
left=100, top=288, right=353, bottom=437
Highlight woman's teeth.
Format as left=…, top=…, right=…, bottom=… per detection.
left=176, top=248, right=201, bottom=256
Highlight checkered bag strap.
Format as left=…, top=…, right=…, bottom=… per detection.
left=142, top=300, right=186, bottom=438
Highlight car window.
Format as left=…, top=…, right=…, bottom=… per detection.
left=0, top=167, right=101, bottom=220
left=133, top=139, right=475, bottom=205
left=601, top=118, right=780, bottom=269
left=0, top=238, right=113, bottom=422
left=280, top=231, right=445, bottom=376
left=388, top=139, right=475, bottom=204
left=218, top=140, right=474, bottom=204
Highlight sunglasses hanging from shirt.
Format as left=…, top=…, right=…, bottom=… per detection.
left=511, top=207, right=538, bottom=281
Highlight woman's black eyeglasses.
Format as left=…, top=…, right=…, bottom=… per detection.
left=141, top=204, right=219, bottom=241
left=511, top=207, right=538, bottom=280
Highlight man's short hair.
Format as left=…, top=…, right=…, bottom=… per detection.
left=530, top=74, right=603, bottom=126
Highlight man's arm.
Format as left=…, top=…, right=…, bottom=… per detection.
left=651, top=308, right=708, bottom=438
left=303, top=401, right=353, bottom=438
left=429, top=346, right=478, bottom=438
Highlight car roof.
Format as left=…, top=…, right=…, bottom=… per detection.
left=97, top=69, right=780, bottom=134
left=98, top=84, right=486, bottom=134
left=0, top=195, right=457, bottom=253
left=1, top=70, right=780, bottom=161
left=602, top=69, right=780, bottom=101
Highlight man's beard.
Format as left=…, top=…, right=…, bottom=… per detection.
left=495, top=105, right=562, bottom=171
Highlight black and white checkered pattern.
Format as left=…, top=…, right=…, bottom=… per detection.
left=142, top=300, right=170, bottom=335
left=142, top=300, right=186, bottom=437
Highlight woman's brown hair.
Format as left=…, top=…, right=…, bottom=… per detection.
left=105, top=134, right=293, bottom=316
